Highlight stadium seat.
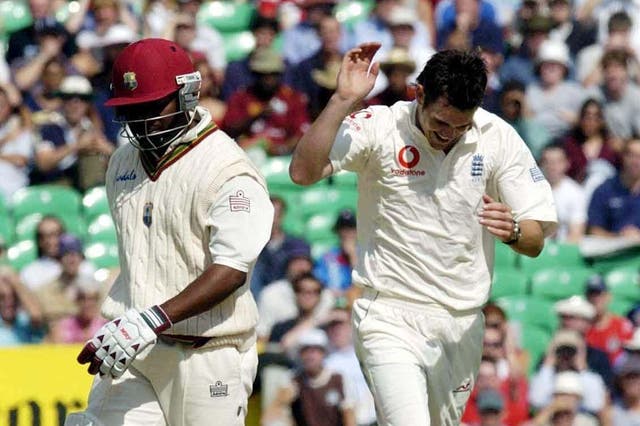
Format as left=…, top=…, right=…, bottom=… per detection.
left=305, top=212, right=339, bottom=243
left=494, top=241, right=518, bottom=270
left=519, top=326, right=552, bottom=376
left=609, top=298, right=635, bottom=317
left=261, top=155, right=294, bottom=188
left=0, top=213, right=14, bottom=245
left=490, top=268, right=528, bottom=300
left=87, top=214, right=117, bottom=244
left=11, top=185, right=82, bottom=221
left=84, top=242, right=119, bottom=269
left=331, top=170, right=358, bottom=188
left=7, top=239, right=37, bottom=271
left=221, top=30, right=256, bottom=62
left=495, top=295, right=559, bottom=333
left=82, top=186, right=109, bottom=221
left=520, top=241, right=585, bottom=276
left=14, top=213, right=87, bottom=242
left=299, top=187, right=357, bottom=219
left=198, top=1, right=256, bottom=33
left=333, top=0, right=374, bottom=30
left=530, top=267, right=593, bottom=302
left=0, top=0, right=32, bottom=36
left=605, top=265, right=640, bottom=301
left=311, top=240, right=336, bottom=261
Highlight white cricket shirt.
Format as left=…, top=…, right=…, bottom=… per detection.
left=329, top=101, right=558, bottom=311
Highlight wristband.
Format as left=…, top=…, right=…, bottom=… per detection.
left=140, top=305, right=172, bottom=334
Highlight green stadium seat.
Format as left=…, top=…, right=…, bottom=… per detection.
left=14, top=213, right=87, bottom=241
left=82, top=186, right=109, bottom=221
left=609, top=297, right=635, bottom=316
left=495, top=295, right=559, bottom=333
left=261, top=155, right=294, bottom=188
left=490, top=268, right=528, bottom=300
left=0, top=0, right=32, bottom=35
left=311, top=240, right=337, bottom=261
left=87, top=214, right=117, bottom=244
left=305, top=212, right=339, bottom=243
left=605, top=265, right=640, bottom=301
left=198, top=1, right=256, bottom=33
left=7, top=239, right=37, bottom=271
left=530, top=267, right=593, bottom=302
left=520, top=241, right=585, bottom=276
left=331, top=170, right=358, bottom=188
left=11, top=185, right=82, bottom=221
left=494, top=241, right=519, bottom=270
left=84, top=242, right=119, bottom=269
left=333, top=0, right=374, bottom=30
left=0, top=213, right=14, bottom=245
left=299, top=187, right=357, bottom=219
left=519, top=326, right=552, bottom=376
left=221, top=30, right=256, bottom=62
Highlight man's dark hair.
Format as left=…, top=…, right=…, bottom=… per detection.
left=416, top=49, right=488, bottom=111
left=292, top=272, right=322, bottom=293
left=608, top=11, right=632, bottom=33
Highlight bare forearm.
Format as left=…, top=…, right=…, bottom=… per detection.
left=14, top=55, right=49, bottom=90
left=290, top=94, right=354, bottom=185
left=589, top=226, right=618, bottom=238
left=160, top=264, right=246, bottom=324
left=35, top=145, right=77, bottom=172
left=509, top=219, right=545, bottom=257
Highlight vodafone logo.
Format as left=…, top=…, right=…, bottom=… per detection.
left=398, top=146, right=420, bottom=169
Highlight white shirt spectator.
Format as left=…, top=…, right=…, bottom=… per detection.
left=552, top=176, right=587, bottom=241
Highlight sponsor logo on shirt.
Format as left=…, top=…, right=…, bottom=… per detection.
left=116, top=169, right=137, bottom=182
left=210, top=381, right=229, bottom=397
left=391, top=145, right=426, bottom=176
left=529, top=166, right=545, bottom=182
left=143, top=202, right=153, bottom=227
left=345, top=109, right=372, bottom=131
left=229, top=190, right=250, bottom=212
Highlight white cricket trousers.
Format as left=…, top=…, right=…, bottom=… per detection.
left=352, top=289, right=484, bottom=426
left=65, top=339, right=258, bottom=426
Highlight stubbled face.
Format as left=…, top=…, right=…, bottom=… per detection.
left=415, top=95, right=475, bottom=151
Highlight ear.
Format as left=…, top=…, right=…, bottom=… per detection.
left=415, top=83, right=425, bottom=106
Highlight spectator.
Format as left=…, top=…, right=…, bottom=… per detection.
left=561, top=98, right=620, bottom=187
left=547, top=0, right=597, bottom=58
left=477, top=28, right=506, bottom=114
left=612, top=356, right=640, bottom=423
left=436, top=0, right=503, bottom=53
left=554, top=295, right=614, bottom=388
left=314, top=209, right=357, bottom=296
left=615, top=328, right=640, bottom=369
left=367, top=47, right=417, bottom=107
left=257, top=242, right=334, bottom=345
left=191, top=52, right=226, bottom=124
left=474, top=389, right=508, bottom=426
left=23, top=56, right=66, bottom=118
left=588, top=49, right=640, bottom=141
left=527, top=371, right=599, bottom=425
left=46, top=277, right=106, bottom=344
left=497, top=80, right=551, bottom=159
left=324, top=306, right=377, bottom=426
left=587, top=138, right=640, bottom=239
left=251, top=196, right=312, bottom=296
left=585, top=274, right=634, bottom=364
left=221, top=15, right=280, bottom=101
left=222, top=48, right=309, bottom=156
left=529, top=329, right=607, bottom=416
left=263, top=327, right=356, bottom=426
left=0, top=84, right=34, bottom=200
left=525, top=39, right=586, bottom=141
left=539, top=143, right=587, bottom=243
left=500, top=15, right=553, bottom=86
left=0, top=271, right=44, bottom=346
left=34, top=234, right=93, bottom=322
left=31, top=75, right=114, bottom=191
left=289, top=15, right=344, bottom=119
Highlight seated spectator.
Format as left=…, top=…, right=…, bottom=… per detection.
left=222, top=48, right=309, bottom=156
left=554, top=295, right=614, bottom=388
left=561, top=98, right=620, bottom=189
left=262, top=328, right=356, bottom=426
left=587, top=138, right=640, bottom=239
left=0, top=84, right=34, bottom=200
left=529, top=329, right=607, bottom=416
left=471, top=389, right=508, bottom=426
left=497, top=80, right=551, bottom=159
left=191, top=52, right=226, bottom=124
left=500, top=15, right=553, bottom=86
left=526, top=39, right=586, bottom=141
left=23, top=56, right=65, bottom=118
left=31, top=75, right=114, bottom=191
left=251, top=196, right=312, bottom=297
left=614, top=328, right=640, bottom=370
left=527, top=371, right=599, bottom=425
left=20, top=219, right=95, bottom=291
left=46, top=277, right=106, bottom=344
left=257, top=243, right=334, bottom=345
left=612, top=356, right=640, bottom=423
left=324, top=306, right=377, bottom=426
left=314, top=209, right=357, bottom=296
left=547, top=0, right=597, bottom=58
left=34, top=234, right=93, bottom=322
left=0, top=271, right=44, bottom=346
left=366, top=47, right=416, bottom=107
left=436, top=0, right=503, bottom=54
left=539, top=143, right=587, bottom=243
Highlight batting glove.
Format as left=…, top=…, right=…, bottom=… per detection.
left=77, top=306, right=172, bottom=378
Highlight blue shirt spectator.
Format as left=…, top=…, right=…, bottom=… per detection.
left=588, top=175, right=640, bottom=234
left=314, top=247, right=352, bottom=293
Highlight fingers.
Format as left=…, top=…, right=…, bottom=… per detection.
left=78, top=341, right=97, bottom=364
left=347, top=42, right=381, bottom=64
left=88, top=355, right=103, bottom=375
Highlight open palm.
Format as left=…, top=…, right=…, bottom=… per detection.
left=335, top=42, right=381, bottom=104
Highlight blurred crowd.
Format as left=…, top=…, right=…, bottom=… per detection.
left=1, top=0, right=640, bottom=424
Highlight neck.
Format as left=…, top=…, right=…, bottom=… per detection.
left=622, top=172, right=640, bottom=193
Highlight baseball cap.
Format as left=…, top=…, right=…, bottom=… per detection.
left=477, top=389, right=504, bottom=412
left=334, top=209, right=356, bottom=231
left=380, top=48, right=416, bottom=75
left=297, top=328, right=329, bottom=351
left=585, top=274, right=608, bottom=294
left=285, top=239, right=312, bottom=263
left=537, top=39, right=570, bottom=67
left=56, top=75, right=94, bottom=100
left=59, top=234, right=83, bottom=256
left=554, top=296, right=596, bottom=320
left=388, top=7, right=416, bottom=27
left=249, top=48, right=285, bottom=74
left=100, top=24, right=139, bottom=48
left=105, top=38, right=195, bottom=107
left=616, top=356, right=640, bottom=376
left=551, top=329, right=582, bottom=349
left=554, top=371, right=583, bottom=396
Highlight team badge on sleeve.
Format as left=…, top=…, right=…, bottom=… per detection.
left=143, top=202, right=153, bottom=227
left=229, top=191, right=250, bottom=212
left=529, top=166, right=546, bottom=182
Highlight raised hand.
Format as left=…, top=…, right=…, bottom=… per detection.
left=335, top=42, right=381, bottom=105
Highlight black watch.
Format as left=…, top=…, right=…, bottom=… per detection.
left=504, top=219, right=521, bottom=245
